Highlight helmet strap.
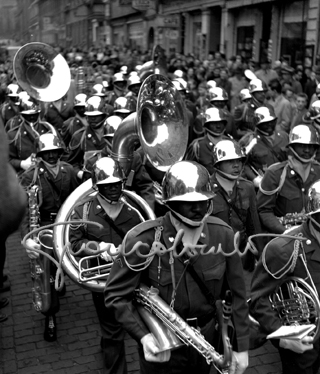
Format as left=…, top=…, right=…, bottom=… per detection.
left=289, top=146, right=315, bottom=164
left=166, top=200, right=213, bottom=227
left=206, top=128, right=225, bottom=138
left=215, top=168, right=240, bottom=181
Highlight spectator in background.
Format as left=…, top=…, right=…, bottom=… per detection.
left=215, top=68, right=232, bottom=101
left=290, top=93, right=309, bottom=130
left=281, top=66, right=303, bottom=95
left=255, top=57, right=279, bottom=85
left=229, top=65, right=247, bottom=113
left=268, top=78, right=292, bottom=133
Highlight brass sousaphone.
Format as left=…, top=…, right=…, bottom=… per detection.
left=53, top=73, right=189, bottom=293
left=13, top=42, right=71, bottom=102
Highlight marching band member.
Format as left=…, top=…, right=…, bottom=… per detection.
left=67, top=95, right=108, bottom=179
left=42, top=96, right=74, bottom=135
left=185, top=107, right=232, bottom=175
left=69, top=157, right=142, bottom=374
left=0, top=83, right=21, bottom=126
left=250, top=179, right=320, bottom=374
left=20, top=133, right=79, bottom=341
left=239, top=106, right=288, bottom=187
left=105, top=161, right=249, bottom=374
left=257, top=124, right=320, bottom=234
left=61, top=93, right=89, bottom=147
left=7, top=95, right=57, bottom=175
left=210, top=139, right=262, bottom=267
left=234, top=78, right=274, bottom=138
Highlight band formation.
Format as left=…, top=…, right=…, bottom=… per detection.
left=2, top=43, right=320, bottom=374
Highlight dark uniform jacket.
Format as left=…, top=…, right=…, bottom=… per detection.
left=185, top=134, right=232, bottom=175
left=7, top=120, right=54, bottom=173
left=250, top=221, right=320, bottom=335
left=210, top=174, right=261, bottom=251
left=20, top=160, right=79, bottom=237
left=239, top=130, right=289, bottom=181
left=257, top=160, right=320, bottom=233
left=105, top=213, right=249, bottom=352
left=44, top=101, right=74, bottom=133
left=234, top=99, right=274, bottom=138
left=69, top=195, right=142, bottom=253
left=4, top=114, right=23, bottom=132
left=0, top=101, right=19, bottom=125
left=61, top=115, right=87, bottom=147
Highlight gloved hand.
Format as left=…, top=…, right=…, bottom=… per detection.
left=280, top=336, right=314, bottom=353
left=77, top=170, right=84, bottom=180
left=140, top=333, right=171, bottom=363
left=20, top=156, right=34, bottom=171
left=229, top=351, right=248, bottom=374
left=99, top=242, right=118, bottom=262
left=24, top=238, right=40, bottom=259
left=253, top=175, right=262, bottom=188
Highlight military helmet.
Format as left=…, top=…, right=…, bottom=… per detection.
left=213, top=139, right=246, bottom=166
left=113, top=96, right=136, bottom=114
left=113, top=72, right=127, bottom=85
left=206, top=80, right=216, bottom=89
left=120, top=65, right=128, bottom=75
left=92, top=83, right=107, bottom=97
left=127, top=75, right=141, bottom=90
left=254, top=107, right=276, bottom=126
left=249, top=78, right=267, bottom=93
left=172, top=79, right=187, bottom=92
left=204, top=107, right=227, bottom=125
left=74, top=93, right=87, bottom=107
left=289, top=124, right=319, bottom=146
left=239, top=88, right=252, bottom=102
left=104, top=115, right=122, bottom=137
left=208, top=87, right=228, bottom=102
left=162, top=161, right=215, bottom=203
left=173, top=69, right=184, bottom=79
left=20, top=94, right=40, bottom=114
left=307, top=180, right=320, bottom=215
left=92, top=157, right=125, bottom=187
left=7, top=83, right=20, bottom=97
left=36, top=133, right=64, bottom=156
left=85, top=96, right=105, bottom=116
left=309, top=100, right=320, bottom=122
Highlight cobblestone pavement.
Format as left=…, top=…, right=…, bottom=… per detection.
left=0, top=231, right=283, bottom=374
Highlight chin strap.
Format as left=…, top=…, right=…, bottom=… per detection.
left=288, top=146, right=315, bottom=164
left=205, top=128, right=226, bottom=137
left=166, top=200, right=213, bottom=227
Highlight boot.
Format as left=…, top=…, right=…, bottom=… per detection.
left=44, top=315, right=57, bottom=342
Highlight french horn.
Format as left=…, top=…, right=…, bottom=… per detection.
left=53, top=73, right=189, bottom=293
left=13, top=42, right=71, bottom=102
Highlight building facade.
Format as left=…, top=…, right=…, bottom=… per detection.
left=14, top=0, right=320, bottom=68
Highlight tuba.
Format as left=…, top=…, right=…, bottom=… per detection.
left=15, top=43, right=71, bottom=311
left=53, top=73, right=189, bottom=292
left=138, top=45, right=168, bottom=81
left=13, top=42, right=71, bottom=102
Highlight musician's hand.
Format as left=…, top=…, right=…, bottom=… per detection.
left=253, top=175, right=262, bottom=188
left=140, top=333, right=171, bottom=363
left=280, top=336, right=314, bottom=353
left=99, top=242, right=117, bottom=261
left=25, top=238, right=40, bottom=259
left=229, top=351, right=248, bottom=374
left=20, top=156, right=34, bottom=171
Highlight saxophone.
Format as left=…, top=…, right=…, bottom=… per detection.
left=27, top=184, right=52, bottom=313
left=135, top=284, right=232, bottom=373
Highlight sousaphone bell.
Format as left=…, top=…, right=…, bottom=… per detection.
left=13, top=42, right=71, bottom=102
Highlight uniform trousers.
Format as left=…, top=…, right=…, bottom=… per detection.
left=275, top=339, right=320, bottom=374
left=92, top=292, right=127, bottom=374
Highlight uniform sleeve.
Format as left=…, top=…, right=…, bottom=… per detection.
left=257, top=168, right=286, bottom=234
left=127, top=152, right=156, bottom=211
left=69, top=205, right=91, bottom=254
left=224, top=227, right=249, bottom=352
left=104, top=230, right=152, bottom=342
left=7, top=131, right=23, bottom=172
